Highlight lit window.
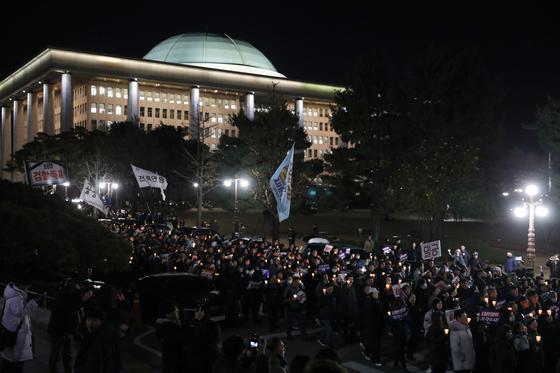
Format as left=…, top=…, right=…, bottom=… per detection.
left=107, top=104, right=113, bottom=115
left=224, top=100, right=229, bottom=109
left=211, top=114, right=217, bottom=123
left=91, top=85, right=97, bottom=96
left=115, top=105, right=122, bottom=115
left=231, top=100, right=236, bottom=110
left=147, top=92, right=153, bottom=102
left=210, top=98, right=216, bottom=107
left=217, top=115, right=224, bottom=124
left=217, top=99, right=222, bottom=107
left=90, top=103, right=97, bottom=113
left=107, top=87, right=113, bottom=98
left=183, top=95, right=189, bottom=105
left=169, top=95, right=175, bottom=104
left=314, top=110, right=318, bottom=117
left=115, top=88, right=122, bottom=98
left=160, top=93, right=165, bottom=103
left=140, top=91, right=145, bottom=100
left=203, top=97, right=209, bottom=106
left=124, top=89, right=128, bottom=99
left=99, top=86, right=106, bottom=96
left=99, top=103, right=105, bottom=114
left=176, top=94, right=181, bottom=104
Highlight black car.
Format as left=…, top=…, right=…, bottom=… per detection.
left=136, top=273, right=227, bottom=323
left=175, top=226, right=222, bottom=241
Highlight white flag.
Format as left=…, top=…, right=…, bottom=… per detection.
left=269, top=144, right=295, bottom=222
left=131, top=164, right=168, bottom=201
left=79, top=179, right=108, bottom=216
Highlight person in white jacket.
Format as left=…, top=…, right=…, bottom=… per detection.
left=449, top=309, right=475, bottom=373
left=1, top=282, right=39, bottom=373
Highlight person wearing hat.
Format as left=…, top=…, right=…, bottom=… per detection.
left=0, top=277, right=40, bottom=373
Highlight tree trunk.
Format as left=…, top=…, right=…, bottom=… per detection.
left=370, top=207, right=382, bottom=243
left=263, top=209, right=280, bottom=241
left=429, top=214, right=444, bottom=241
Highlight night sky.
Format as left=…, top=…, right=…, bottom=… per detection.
left=2, top=1, right=558, bottom=155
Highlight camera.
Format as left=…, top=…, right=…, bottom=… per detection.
left=248, top=333, right=261, bottom=349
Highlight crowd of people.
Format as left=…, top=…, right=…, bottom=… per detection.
left=3, top=215, right=560, bottom=373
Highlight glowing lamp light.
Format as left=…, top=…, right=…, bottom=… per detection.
left=223, top=179, right=232, bottom=187
left=514, top=207, right=528, bottom=218
left=535, top=206, right=549, bottom=217
left=62, top=181, right=70, bottom=187
left=99, top=182, right=106, bottom=189
left=240, top=179, right=249, bottom=188
left=525, top=184, right=539, bottom=196
left=193, top=182, right=199, bottom=188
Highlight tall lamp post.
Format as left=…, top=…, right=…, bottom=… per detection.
left=62, top=181, right=70, bottom=200
left=224, top=176, right=249, bottom=235
left=513, top=184, right=549, bottom=271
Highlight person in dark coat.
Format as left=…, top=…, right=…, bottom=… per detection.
left=186, top=303, right=221, bottom=373
left=317, top=282, right=336, bottom=348
left=492, top=324, right=516, bottom=373
left=425, top=311, right=449, bottom=373
left=361, top=280, right=384, bottom=366
left=47, top=282, right=93, bottom=373
left=73, top=307, right=121, bottom=373
left=211, top=336, right=245, bottom=373
left=155, top=300, right=190, bottom=373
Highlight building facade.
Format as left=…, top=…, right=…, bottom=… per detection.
left=0, top=33, right=343, bottom=178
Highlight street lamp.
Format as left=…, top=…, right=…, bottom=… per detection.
left=98, top=181, right=120, bottom=209
left=62, top=181, right=70, bottom=200
left=513, top=184, right=549, bottom=271
left=223, top=176, right=249, bottom=235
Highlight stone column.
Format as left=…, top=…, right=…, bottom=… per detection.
left=42, top=82, right=55, bottom=135
left=60, top=73, right=73, bottom=132
left=12, top=100, right=21, bottom=154
left=127, top=79, right=139, bottom=123
left=295, top=97, right=304, bottom=128
left=26, top=92, right=36, bottom=143
left=245, top=92, right=255, bottom=121
left=1, top=106, right=9, bottom=175
left=190, top=86, right=200, bottom=140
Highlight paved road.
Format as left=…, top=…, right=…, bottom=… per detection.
left=23, top=308, right=436, bottom=373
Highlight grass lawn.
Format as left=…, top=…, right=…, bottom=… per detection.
left=178, top=209, right=559, bottom=272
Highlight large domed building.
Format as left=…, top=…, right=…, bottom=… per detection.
left=0, top=33, right=342, bottom=178
left=143, top=33, right=286, bottom=78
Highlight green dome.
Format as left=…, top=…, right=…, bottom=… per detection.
left=143, top=33, right=285, bottom=78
